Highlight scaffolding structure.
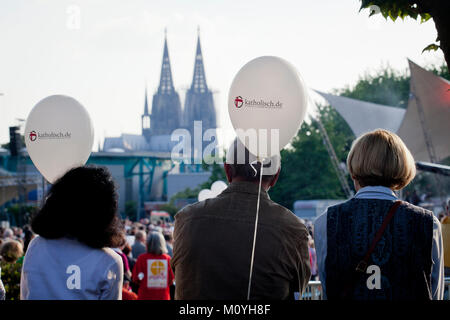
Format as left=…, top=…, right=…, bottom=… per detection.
left=316, top=116, right=354, bottom=199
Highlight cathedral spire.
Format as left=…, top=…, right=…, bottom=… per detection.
left=142, top=84, right=151, bottom=139
left=158, top=29, right=175, bottom=94
left=143, top=85, right=149, bottom=115
left=149, top=29, right=182, bottom=136
left=190, top=28, right=208, bottom=93
left=182, top=29, right=217, bottom=161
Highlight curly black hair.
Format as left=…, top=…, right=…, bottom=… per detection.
left=31, top=166, right=124, bottom=249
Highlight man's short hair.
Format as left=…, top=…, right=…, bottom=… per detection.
left=3, top=228, right=13, bottom=239
left=347, top=129, right=416, bottom=190
left=225, top=138, right=281, bottom=183
left=135, top=230, right=146, bottom=242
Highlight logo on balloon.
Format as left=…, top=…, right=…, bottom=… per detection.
left=29, top=131, right=37, bottom=142
left=234, top=96, right=283, bottom=109
left=28, top=130, right=72, bottom=140
left=234, top=96, right=244, bottom=108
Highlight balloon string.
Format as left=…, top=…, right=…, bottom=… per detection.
left=249, top=160, right=258, bottom=177
left=247, top=158, right=264, bottom=300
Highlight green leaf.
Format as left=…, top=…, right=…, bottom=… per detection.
left=420, top=13, right=432, bottom=23
left=359, top=0, right=372, bottom=11
left=422, top=43, right=440, bottom=53
left=388, top=9, right=399, bottom=22
left=409, top=10, right=418, bottom=20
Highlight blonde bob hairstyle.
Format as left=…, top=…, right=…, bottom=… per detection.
left=347, top=129, right=416, bottom=190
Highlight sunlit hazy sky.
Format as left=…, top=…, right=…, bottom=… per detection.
left=0, top=0, right=445, bottom=149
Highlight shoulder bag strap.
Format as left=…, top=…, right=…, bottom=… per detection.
left=341, top=200, right=403, bottom=299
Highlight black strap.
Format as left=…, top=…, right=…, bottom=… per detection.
left=341, top=200, right=402, bottom=299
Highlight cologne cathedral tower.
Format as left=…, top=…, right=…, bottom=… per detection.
left=183, top=30, right=217, bottom=135
left=136, top=30, right=217, bottom=155
left=143, top=32, right=183, bottom=141
left=140, top=29, right=217, bottom=156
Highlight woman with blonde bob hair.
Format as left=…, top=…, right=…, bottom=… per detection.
left=347, top=129, right=416, bottom=191
left=314, top=129, right=444, bottom=300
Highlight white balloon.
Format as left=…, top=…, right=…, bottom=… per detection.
left=228, top=56, right=308, bottom=158
left=210, top=180, right=228, bottom=195
left=198, top=189, right=214, bottom=202
left=24, top=95, right=94, bottom=183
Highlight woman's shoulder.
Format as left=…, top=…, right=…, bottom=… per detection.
left=327, top=198, right=434, bottom=221
left=101, top=247, right=124, bottom=267
left=326, top=198, right=357, bottom=212
left=399, top=201, right=434, bottom=218
left=140, top=253, right=171, bottom=261
left=161, top=253, right=171, bottom=261
left=135, top=252, right=169, bottom=266
left=135, top=252, right=150, bottom=260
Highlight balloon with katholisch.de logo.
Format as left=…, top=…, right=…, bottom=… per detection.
left=228, top=56, right=308, bottom=158
left=24, top=95, right=94, bottom=183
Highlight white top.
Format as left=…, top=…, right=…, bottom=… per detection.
left=20, top=236, right=123, bottom=300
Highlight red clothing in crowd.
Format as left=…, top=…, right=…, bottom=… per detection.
left=122, top=282, right=138, bottom=300
left=122, top=287, right=138, bottom=300
left=132, top=253, right=174, bottom=300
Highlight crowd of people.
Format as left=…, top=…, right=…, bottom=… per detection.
left=0, top=218, right=176, bottom=300
left=0, top=225, right=35, bottom=300
left=0, top=129, right=448, bottom=300
left=119, top=219, right=175, bottom=300
left=0, top=216, right=319, bottom=300
left=0, top=217, right=320, bottom=300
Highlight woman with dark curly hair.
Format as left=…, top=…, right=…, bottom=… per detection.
left=20, top=166, right=124, bottom=300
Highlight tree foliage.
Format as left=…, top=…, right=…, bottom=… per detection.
left=269, top=105, right=354, bottom=208
left=5, top=204, right=36, bottom=227
left=360, top=0, right=431, bottom=22
left=124, top=200, right=137, bottom=221
left=336, top=62, right=449, bottom=108
left=359, top=0, right=450, bottom=68
left=336, top=65, right=411, bottom=108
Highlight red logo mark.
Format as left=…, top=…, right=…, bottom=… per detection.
left=234, top=96, right=243, bottom=108
left=29, top=131, right=37, bottom=142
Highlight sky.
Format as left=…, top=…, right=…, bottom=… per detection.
left=0, top=0, right=445, bottom=150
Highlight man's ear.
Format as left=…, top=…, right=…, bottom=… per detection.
left=269, top=167, right=281, bottom=188
left=224, top=163, right=233, bottom=183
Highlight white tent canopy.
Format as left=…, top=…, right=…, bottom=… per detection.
left=397, top=60, right=450, bottom=162
left=315, top=60, right=450, bottom=164
left=315, top=90, right=406, bottom=137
